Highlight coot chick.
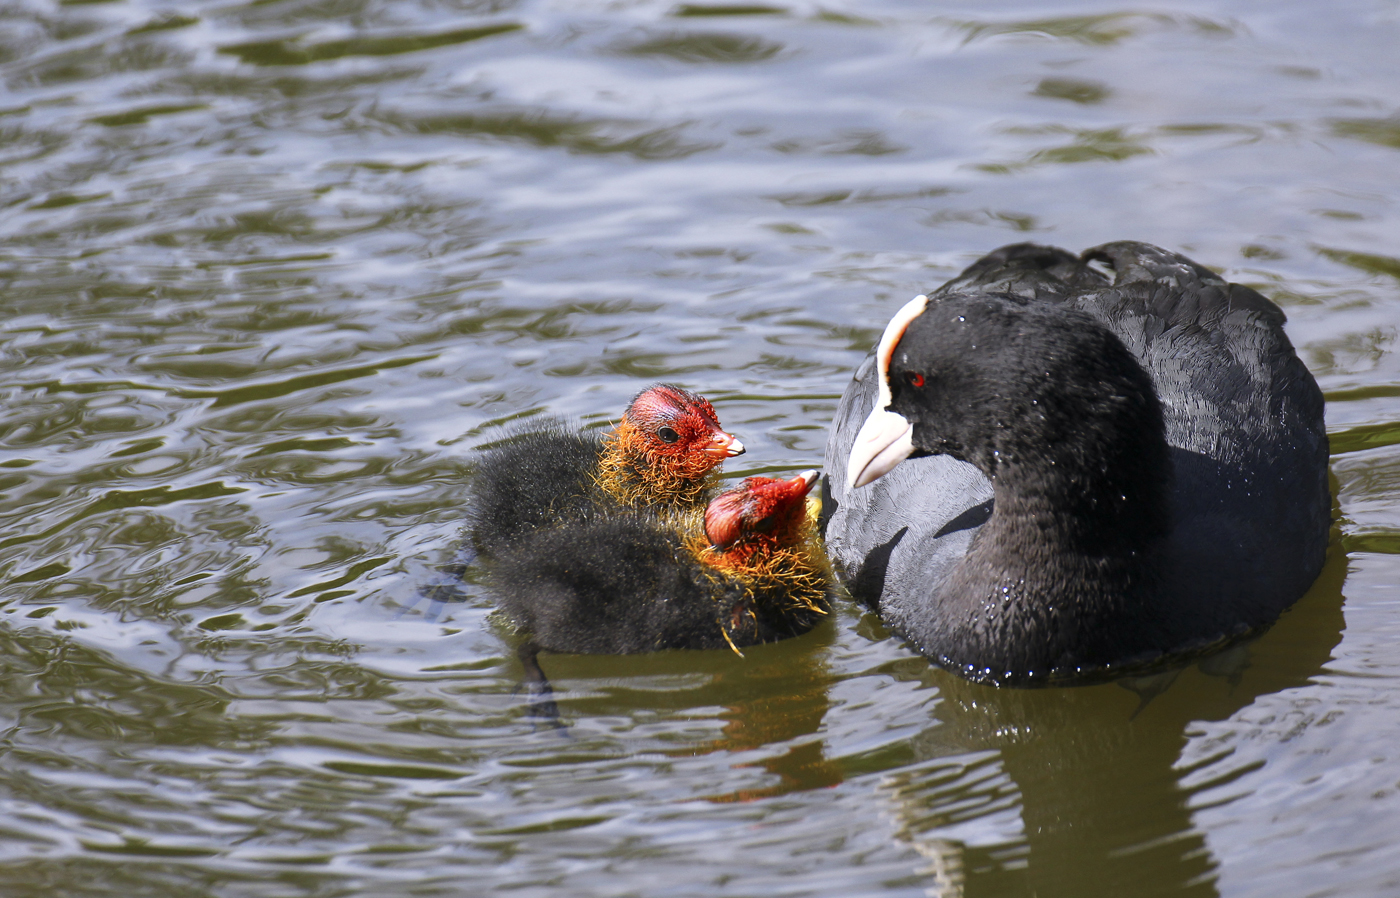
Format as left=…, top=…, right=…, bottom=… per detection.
left=491, top=471, right=831, bottom=658
left=468, top=384, right=744, bottom=557
left=824, top=241, right=1329, bottom=686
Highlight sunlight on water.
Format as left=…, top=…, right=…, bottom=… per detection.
left=1, top=0, right=1399, bottom=895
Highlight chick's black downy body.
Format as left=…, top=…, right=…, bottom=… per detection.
left=490, top=472, right=830, bottom=657
left=468, top=426, right=607, bottom=558
left=490, top=515, right=825, bottom=654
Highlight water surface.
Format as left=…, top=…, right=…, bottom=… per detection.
left=2, top=0, right=1400, bottom=895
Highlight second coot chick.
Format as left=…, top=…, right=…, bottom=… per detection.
left=491, top=471, right=831, bottom=655
left=468, top=384, right=743, bottom=557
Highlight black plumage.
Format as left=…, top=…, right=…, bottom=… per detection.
left=467, top=426, right=604, bottom=557
left=490, top=472, right=830, bottom=656
left=824, top=241, right=1329, bottom=686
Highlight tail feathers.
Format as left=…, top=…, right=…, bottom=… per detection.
left=1082, top=241, right=1224, bottom=288
left=1082, top=241, right=1287, bottom=329
left=936, top=242, right=1108, bottom=302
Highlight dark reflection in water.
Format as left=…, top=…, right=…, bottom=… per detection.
left=613, top=30, right=786, bottom=64
left=697, top=649, right=845, bottom=802
left=886, top=542, right=1349, bottom=897
left=532, top=622, right=842, bottom=802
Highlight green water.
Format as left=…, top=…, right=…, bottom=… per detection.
left=2, top=0, right=1399, bottom=895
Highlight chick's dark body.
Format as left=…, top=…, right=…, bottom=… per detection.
left=467, top=427, right=612, bottom=558
left=489, top=514, right=827, bottom=654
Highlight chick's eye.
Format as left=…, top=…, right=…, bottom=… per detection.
left=657, top=426, right=680, bottom=444
left=906, top=372, right=925, bottom=388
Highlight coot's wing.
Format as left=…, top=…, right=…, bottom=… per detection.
left=934, top=242, right=1108, bottom=301
left=1074, top=241, right=1329, bottom=621
left=1074, top=241, right=1323, bottom=478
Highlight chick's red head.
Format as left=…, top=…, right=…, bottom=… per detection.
left=621, top=384, right=744, bottom=477
left=704, top=470, right=819, bottom=552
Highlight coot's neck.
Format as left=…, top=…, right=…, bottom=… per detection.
left=932, top=378, right=1175, bottom=682
left=984, top=429, right=1172, bottom=557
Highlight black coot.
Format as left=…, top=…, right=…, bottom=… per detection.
left=823, top=242, right=1329, bottom=686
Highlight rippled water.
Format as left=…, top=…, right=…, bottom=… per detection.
left=2, top=0, right=1399, bottom=894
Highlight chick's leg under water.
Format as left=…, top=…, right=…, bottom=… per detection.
left=517, top=640, right=565, bottom=730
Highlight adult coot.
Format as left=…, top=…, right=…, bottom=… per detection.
left=823, top=242, right=1329, bottom=686
left=467, top=384, right=743, bottom=558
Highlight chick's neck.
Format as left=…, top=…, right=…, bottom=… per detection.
left=596, top=419, right=719, bottom=508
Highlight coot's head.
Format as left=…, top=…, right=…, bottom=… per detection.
left=848, top=293, right=1164, bottom=495
left=704, top=470, right=819, bottom=553
left=615, top=383, right=744, bottom=476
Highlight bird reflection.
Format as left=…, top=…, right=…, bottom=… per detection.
left=701, top=654, right=844, bottom=802
left=880, top=538, right=1348, bottom=898
left=660, top=636, right=845, bottom=802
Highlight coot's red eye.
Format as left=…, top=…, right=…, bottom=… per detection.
left=906, top=372, right=925, bottom=387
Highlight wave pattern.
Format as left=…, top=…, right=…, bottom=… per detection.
left=1, top=0, right=1399, bottom=894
